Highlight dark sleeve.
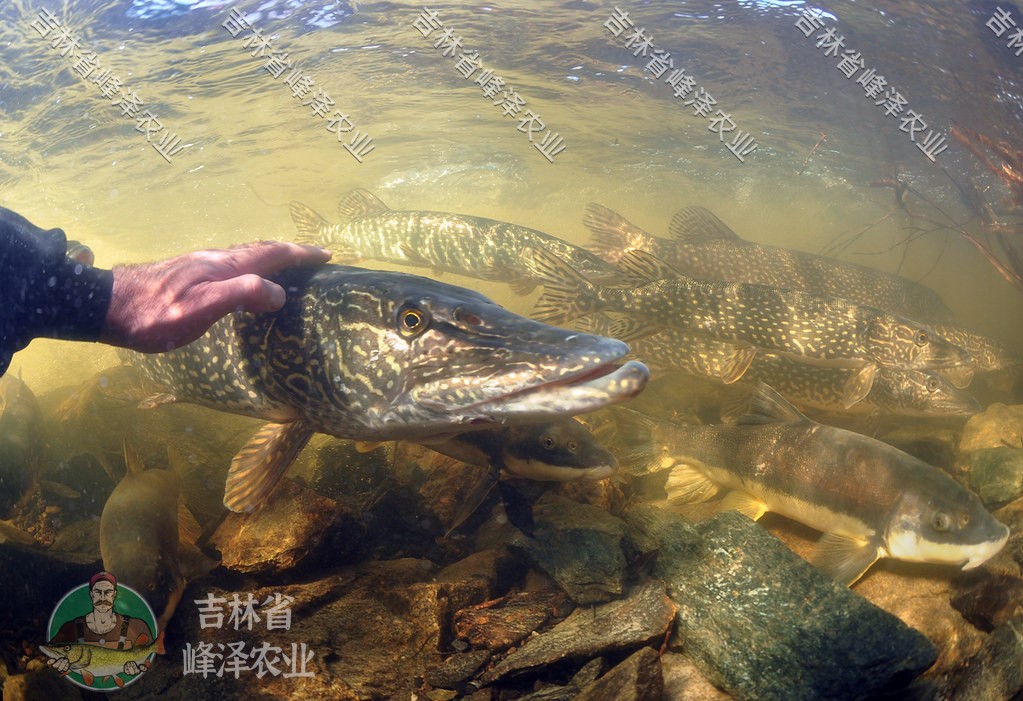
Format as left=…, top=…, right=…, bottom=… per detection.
left=0, top=207, right=113, bottom=376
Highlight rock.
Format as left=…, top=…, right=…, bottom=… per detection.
left=424, top=650, right=491, bottom=689
left=435, top=547, right=520, bottom=600
left=210, top=478, right=345, bottom=574
left=514, top=493, right=627, bottom=604
left=951, top=570, right=1023, bottom=632
left=947, top=614, right=1023, bottom=701
left=625, top=506, right=937, bottom=701
left=964, top=447, right=1023, bottom=506
left=574, top=647, right=663, bottom=701
left=1, top=666, right=83, bottom=701
left=959, top=402, right=1023, bottom=453
left=452, top=591, right=571, bottom=651
left=478, top=581, right=676, bottom=685
left=661, top=653, right=732, bottom=701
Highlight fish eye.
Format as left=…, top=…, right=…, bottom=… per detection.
left=914, top=330, right=928, bottom=346
left=397, top=305, right=429, bottom=337
left=925, top=376, right=940, bottom=392
left=932, top=512, right=952, bottom=532
left=542, top=435, right=557, bottom=450
left=570, top=249, right=587, bottom=262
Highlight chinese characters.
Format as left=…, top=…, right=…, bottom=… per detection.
left=222, top=7, right=374, bottom=163
left=604, top=7, right=758, bottom=163
left=29, top=9, right=186, bottom=163
left=986, top=7, right=1023, bottom=58
left=794, top=8, right=948, bottom=163
left=183, top=591, right=316, bottom=679
left=414, top=8, right=567, bottom=163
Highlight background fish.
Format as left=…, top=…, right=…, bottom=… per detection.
left=290, top=189, right=619, bottom=295
left=125, top=264, right=648, bottom=512
left=0, top=374, right=43, bottom=517
left=612, top=383, right=1008, bottom=585
left=584, top=203, right=955, bottom=323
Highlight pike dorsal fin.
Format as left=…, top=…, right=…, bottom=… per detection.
left=615, top=249, right=681, bottom=285
left=723, top=381, right=807, bottom=425
left=668, top=206, right=742, bottom=242
left=337, top=188, right=390, bottom=224
left=583, top=203, right=652, bottom=261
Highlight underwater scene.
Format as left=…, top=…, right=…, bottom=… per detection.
left=2, top=0, right=1023, bottom=698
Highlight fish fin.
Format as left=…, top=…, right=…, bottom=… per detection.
left=445, top=467, right=498, bottom=536
left=810, top=532, right=881, bottom=586
left=615, top=249, right=681, bottom=285
left=508, top=277, right=537, bottom=296
left=289, top=201, right=329, bottom=243
left=155, top=630, right=166, bottom=656
left=137, top=393, right=177, bottom=409
left=39, top=479, right=80, bottom=499
left=736, top=380, right=806, bottom=423
left=607, top=317, right=660, bottom=343
left=523, top=247, right=596, bottom=325
left=355, top=441, right=386, bottom=454
left=718, top=346, right=758, bottom=384
left=719, top=490, right=769, bottom=520
left=222, top=422, right=314, bottom=513
left=81, top=669, right=95, bottom=686
left=841, top=364, right=877, bottom=409
left=122, top=439, right=146, bottom=475
left=938, top=365, right=974, bottom=389
left=668, top=206, right=741, bottom=241
left=177, top=500, right=202, bottom=546
left=665, top=463, right=721, bottom=504
left=113, top=675, right=125, bottom=688
left=610, top=408, right=678, bottom=474
left=336, top=188, right=390, bottom=224
left=398, top=242, right=434, bottom=268
left=583, top=203, right=647, bottom=262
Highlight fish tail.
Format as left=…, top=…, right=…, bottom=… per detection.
left=289, top=201, right=331, bottom=245
left=524, top=247, right=600, bottom=326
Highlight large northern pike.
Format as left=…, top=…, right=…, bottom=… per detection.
left=125, top=264, right=648, bottom=512
left=290, top=189, right=619, bottom=295
left=584, top=203, right=954, bottom=323
left=613, top=383, right=1008, bottom=585
left=526, top=248, right=972, bottom=407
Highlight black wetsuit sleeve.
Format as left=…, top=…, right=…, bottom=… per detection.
left=0, top=207, right=113, bottom=376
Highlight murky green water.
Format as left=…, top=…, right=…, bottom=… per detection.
left=2, top=0, right=1021, bottom=391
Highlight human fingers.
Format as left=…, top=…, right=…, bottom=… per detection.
left=205, top=241, right=331, bottom=279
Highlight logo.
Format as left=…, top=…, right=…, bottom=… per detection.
left=40, top=571, right=164, bottom=691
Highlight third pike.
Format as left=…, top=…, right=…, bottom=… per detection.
left=290, top=189, right=619, bottom=295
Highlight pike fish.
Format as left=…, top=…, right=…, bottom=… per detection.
left=619, top=326, right=980, bottom=417
left=290, top=189, right=619, bottom=295
left=613, top=383, right=1009, bottom=585
left=39, top=633, right=165, bottom=689
left=125, top=264, right=648, bottom=513
left=526, top=247, right=972, bottom=406
left=100, top=443, right=218, bottom=631
left=929, top=323, right=1018, bottom=373
left=584, top=203, right=954, bottom=323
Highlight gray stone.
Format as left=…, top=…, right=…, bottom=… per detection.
left=625, top=506, right=937, bottom=701
left=947, top=614, right=1023, bottom=701
left=964, top=446, right=1023, bottom=506
left=424, top=650, right=491, bottom=689
left=515, top=493, right=627, bottom=604
left=574, top=647, right=663, bottom=701
left=479, top=581, right=676, bottom=685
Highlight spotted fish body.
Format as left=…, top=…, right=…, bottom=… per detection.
left=623, top=327, right=980, bottom=417
left=584, top=203, right=954, bottom=323
left=614, top=384, right=1009, bottom=585
left=290, top=189, right=619, bottom=295
left=126, top=264, right=648, bottom=512
left=526, top=248, right=972, bottom=393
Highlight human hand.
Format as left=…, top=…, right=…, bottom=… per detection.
left=101, top=241, right=331, bottom=352
left=48, top=656, right=71, bottom=673
left=123, top=660, right=140, bottom=676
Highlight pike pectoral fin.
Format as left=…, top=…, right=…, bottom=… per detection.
left=939, top=365, right=975, bottom=389
left=719, top=346, right=758, bottom=384
left=841, top=364, right=877, bottom=409
left=665, top=464, right=721, bottom=505
left=719, top=490, right=768, bottom=520
left=811, top=532, right=881, bottom=586
left=222, top=421, right=314, bottom=513
left=138, top=393, right=177, bottom=409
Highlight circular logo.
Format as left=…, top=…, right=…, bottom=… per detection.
left=42, top=575, right=160, bottom=691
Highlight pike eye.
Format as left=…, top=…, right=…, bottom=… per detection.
left=932, top=512, right=952, bottom=532
left=398, top=305, right=428, bottom=337
left=925, top=376, right=940, bottom=392
left=570, top=249, right=587, bottom=262
left=915, top=330, right=928, bottom=346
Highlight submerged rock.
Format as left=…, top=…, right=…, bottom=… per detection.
left=625, top=506, right=937, bottom=701
left=947, top=613, right=1023, bottom=701
left=452, top=591, right=570, bottom=651
left=574, top=646, right=663, bottom=701
left=964, top=447, right=1023, bottom=507
left=513, top=493, right=627, bottom=604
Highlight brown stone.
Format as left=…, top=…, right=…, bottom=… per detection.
left=574, top=647, right=663, bottom=701
left=452, top=591, right=570, bottom=651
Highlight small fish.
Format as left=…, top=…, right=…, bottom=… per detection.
left=290, top=189, right=619, bottom=295
left=612, top=383, right=1009, bottom=585
left=584, top=203, right=954, bottom=323
left=100, top=443, right=217, bottom=631
left=39, top=633, right=165, bottom=689
left=525, top=247, right=972, bottom=407
left=125, top=264, right=648, bottom=513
